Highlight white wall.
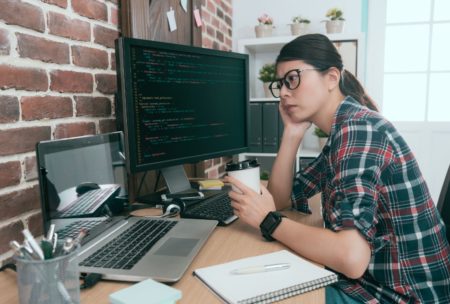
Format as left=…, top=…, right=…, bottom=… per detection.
left=232, top=0, right=363, bottom=48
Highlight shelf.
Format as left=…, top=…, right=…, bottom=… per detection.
left=238, top=33, right=363, bottom=53
left=250, top=97, right=279, bottom=102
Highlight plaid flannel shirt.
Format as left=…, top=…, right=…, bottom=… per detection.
left=292, top=97, right=450, bottom=303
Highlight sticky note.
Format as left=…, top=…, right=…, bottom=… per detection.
left=167, top=8, right=177, bottom=32
left=193, top=8, right=202, bottom=27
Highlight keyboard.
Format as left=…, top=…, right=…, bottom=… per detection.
left=182, top=191, right=237, bottom=226
left=58, top=185, right=120, bottom=218
left=56, top=218, right=107, bottom=239
left=80, top=219, right=177, bottom=270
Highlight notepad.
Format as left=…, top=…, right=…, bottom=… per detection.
left=198, top=179, right=224, bottom=190
left=193, top=250, right=338, bottom=304
left=109, top=278, right=181, bottom=304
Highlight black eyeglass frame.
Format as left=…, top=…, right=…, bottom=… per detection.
left=269, top=68, right=321, bottom=98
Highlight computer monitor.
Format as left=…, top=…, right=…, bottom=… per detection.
left=116, top=37, right=249, bottom=194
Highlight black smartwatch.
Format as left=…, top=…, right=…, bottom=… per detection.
left=259, top=211, right=286, bottom=241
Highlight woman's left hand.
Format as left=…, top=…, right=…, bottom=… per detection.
left=224, top=175, right=276, bottom=229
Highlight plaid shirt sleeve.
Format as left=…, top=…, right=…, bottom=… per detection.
left=291, top=154, right=326, bottom=214
left=326, top=119, right=395, bottom=253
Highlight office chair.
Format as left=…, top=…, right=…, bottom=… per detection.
left=437, top=164, right=450, bottom=244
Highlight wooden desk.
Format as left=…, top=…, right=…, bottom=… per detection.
left=0, top=195, right=323, bottom=304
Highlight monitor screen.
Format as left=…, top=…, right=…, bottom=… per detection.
left=116, top=37, right=249, bottom=192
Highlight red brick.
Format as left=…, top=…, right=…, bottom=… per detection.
left=48, top=12, right=90, bottom=42
left=110, top=6, right=118, bottom=25
left=0, top=185, right=40, bottom=222
left=16, top=33, right=70, bottom=64
left=54, top=122, right=96, bottom=139
left=0, top=127, right=51, bottom=156
left=0, top=65, right=48, bottom=91
left=0, top=161, right=21, bottom=188
left=21, top=96, right=73, bottom=121
left=95, top=74, right=117, bottom=94
left=93, top=25, right=118, bottom=49
left=27, top=212, right=44, bottom=239
left=50, top=70, right=93, bottom=93
left=72, top=45, right=108, bottom=69
left=216, top=30, right=224, bottom=42
left=99, top=119, right=117, bottom=133
left=72, top=0, right=107, bottom=21
left=24, top=156, right=38, bottom=182
left=0, top=220, right=24, bottom=255
left=0, top=95, right=19, bottom=123
left=75, top=96, right=111, bottom=117
left=110, top=52, right=116, bottom=70
left=0, top=28, right=10, bottom=55
left=0, top=0, right=45, bottom=33
left=43, top=0, right=67, bottom=9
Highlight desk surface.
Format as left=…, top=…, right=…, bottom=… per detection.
left=0, top=195, right=324, bottom=304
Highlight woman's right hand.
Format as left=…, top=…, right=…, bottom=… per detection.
left=278, top=102, right=312, bottom=139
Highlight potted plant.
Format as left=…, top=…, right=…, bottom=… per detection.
left=324, top=8, right=345, bottom=34
left=258, top=63, right=276, bottom=98
left=255, top=13, right=274, bottom=38
left=314, top=127, right=329, bottom=150
left=290, top=16, right=310, bottom=36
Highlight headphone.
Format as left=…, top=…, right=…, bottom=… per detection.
left=161, top=198, right=185, bottom=218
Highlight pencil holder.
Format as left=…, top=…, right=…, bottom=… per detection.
left=15, top=245, right=80, bottom=304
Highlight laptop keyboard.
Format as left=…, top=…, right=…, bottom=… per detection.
left=58, top=185, right=120, bottom=218
left=80, top=219, right=177, bottom=270
left=56, top=218, right=107, bottom=239
left=182, top=191, right=237, bottom=225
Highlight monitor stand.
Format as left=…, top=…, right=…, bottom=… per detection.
left=161, top=165, right=197, bottom=194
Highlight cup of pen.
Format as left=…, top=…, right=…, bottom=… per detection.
left=15, top=243, right=80, bottom=304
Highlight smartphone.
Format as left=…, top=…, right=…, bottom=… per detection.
left=161, top=191, right=204, bottom=202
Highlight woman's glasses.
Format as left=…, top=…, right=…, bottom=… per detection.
left=269, top=68, right=320, bottom=98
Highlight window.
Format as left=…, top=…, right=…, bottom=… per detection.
left=382, top=0, right=450, bottom=122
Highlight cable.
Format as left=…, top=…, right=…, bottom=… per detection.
left=136, top=171, right=147, bottom=197
left=80, top=273, right=102, bottom=289
left=154, top=170, right=161, bottom=192
left=0, top=263, right=16, bottom=272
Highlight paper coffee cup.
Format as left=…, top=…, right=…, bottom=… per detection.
left=226, top=160, right=260, bottom=194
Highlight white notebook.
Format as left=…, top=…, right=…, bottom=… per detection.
left=193, top=250, right=338, bottom=304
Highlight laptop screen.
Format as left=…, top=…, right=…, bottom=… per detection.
left=36, top=132, right=127, bottom=231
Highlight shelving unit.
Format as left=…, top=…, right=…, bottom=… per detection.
left=236, top=33, right=365, bottom=174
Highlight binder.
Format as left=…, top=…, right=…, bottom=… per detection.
left=249, top=103, right=262, bottom=152
left=262, top=102, right=278, bottom=153
left=193, top=250, right=338, bottom=304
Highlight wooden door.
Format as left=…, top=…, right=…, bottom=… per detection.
left=120, top=0, right=202, bottom=46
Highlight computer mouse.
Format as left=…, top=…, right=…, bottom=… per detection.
left=75, top=182, right=100, bottom=195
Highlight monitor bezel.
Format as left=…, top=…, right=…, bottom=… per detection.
left=116, top=37, right=250, bottom=174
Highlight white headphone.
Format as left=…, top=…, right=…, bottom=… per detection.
left=160, top=203, right=181, bottom=218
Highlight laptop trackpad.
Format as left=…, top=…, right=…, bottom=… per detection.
left=154, top=238, right=199, bottom=257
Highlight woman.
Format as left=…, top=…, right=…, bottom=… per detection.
left=226, top=34, right=450, bottom=303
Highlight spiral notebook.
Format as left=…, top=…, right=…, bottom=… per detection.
left=193, top=250, right=338, bottom=304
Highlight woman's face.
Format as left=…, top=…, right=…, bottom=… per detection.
left=276, top=60, right=329, bottom=123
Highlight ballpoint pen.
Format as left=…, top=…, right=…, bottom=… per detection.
left=230, top=263, right=291, bottom=275
left=22, top=229, right=44, bottom=260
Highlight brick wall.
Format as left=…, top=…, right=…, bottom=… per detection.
left=0, top=0, right=119, bottom=264
left=201, top=0, right=233, bottom=178
left=0, top=0, right=232, bottom=265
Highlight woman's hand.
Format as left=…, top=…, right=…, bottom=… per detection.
left=224, top=175, right=276, bottom=229
left=278, top=102, right=312, bottom=139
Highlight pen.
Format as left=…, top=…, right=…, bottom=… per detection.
left=47, top=223, right=55, bottom=241
left=22, top=229, right=44, bottom=260
left=230, top=263, right=290, bottom=275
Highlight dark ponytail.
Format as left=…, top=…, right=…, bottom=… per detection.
left=276, top=34, right=378, bottom=112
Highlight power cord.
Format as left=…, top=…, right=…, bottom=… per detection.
left=0, top=263, right=16, bottom=272
left=80, top=273, right=102, bottom=289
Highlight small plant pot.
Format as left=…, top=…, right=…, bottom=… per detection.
left=325, top=20, right=344, bottom=34
left=255, top=25, right=273, bottom=38
left=263, top=82, right=272, bottom=98
left=290, top=23, right=309, bottom=36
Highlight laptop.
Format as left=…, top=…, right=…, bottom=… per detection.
left=36, top=132, right=218, bottom=282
